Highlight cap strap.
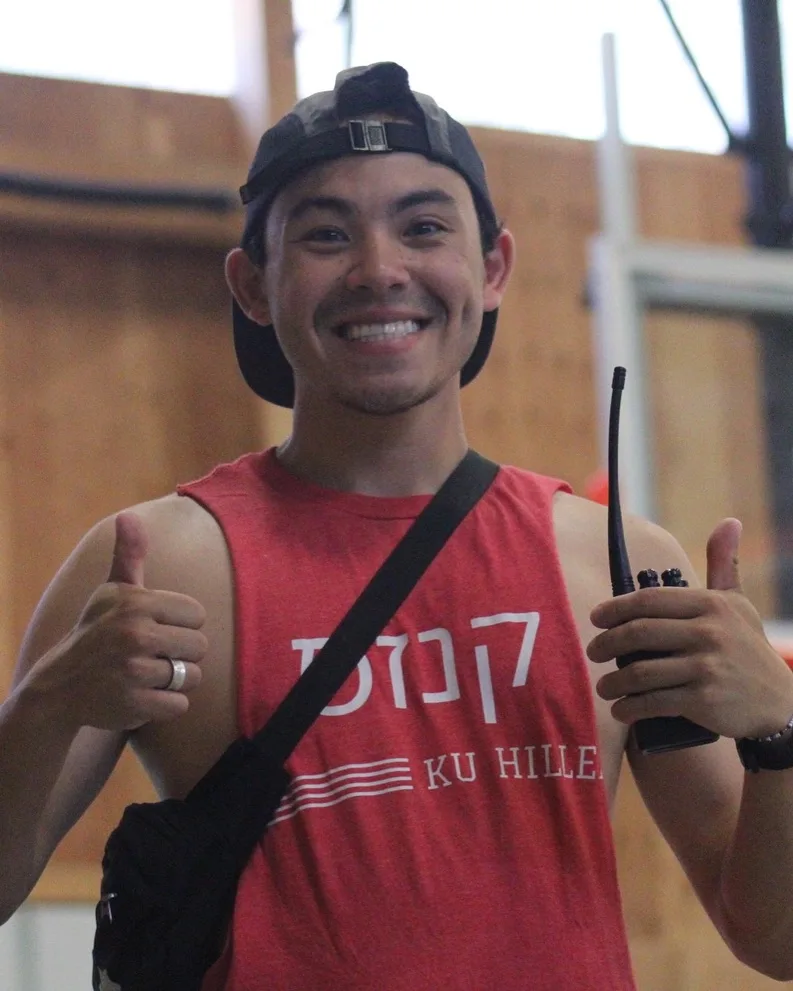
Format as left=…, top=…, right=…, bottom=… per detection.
left=240, top=122, right=429, bottom=205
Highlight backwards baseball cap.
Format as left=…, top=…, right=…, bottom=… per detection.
left=233, top=61, right=500, bottom=407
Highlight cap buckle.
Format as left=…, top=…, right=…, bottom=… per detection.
left=347, top=120, right=390, bottom=152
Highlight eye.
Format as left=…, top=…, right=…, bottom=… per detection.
left=404, top=218, right=448, bottom=240
left=300, top=226, right=350, bottom=247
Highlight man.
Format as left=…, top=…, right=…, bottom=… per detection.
left=2, top=61, right=793, bottom=989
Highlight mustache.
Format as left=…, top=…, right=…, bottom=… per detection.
left=314, top=289, right=446, bottom=328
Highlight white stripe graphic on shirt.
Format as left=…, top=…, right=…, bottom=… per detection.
left=270, top=757, right=413, bottom=825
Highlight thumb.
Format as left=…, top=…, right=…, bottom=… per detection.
left=706, top=517, right=743, bottom=593
left=108, top=511, right=148, bottom=587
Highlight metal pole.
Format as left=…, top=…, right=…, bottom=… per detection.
left=741, top=0, right=789, bottom=248
left=741, top=0, right=793, bottom=612
left=593, top=34, right=656, bottom=520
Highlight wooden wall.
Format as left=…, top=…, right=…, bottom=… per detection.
left=0, top=70, right=784, bottom=990
left=0, top=72, right=259, bottom=898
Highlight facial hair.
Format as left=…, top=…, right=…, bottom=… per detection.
left=336, top=375, right=449, bottom=417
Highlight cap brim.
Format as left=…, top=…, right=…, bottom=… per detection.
left=461, top=308, right=497, bottom=388
left=232, top=300, right=295, bottom=408
left=233, top=299, right=498, bottom=407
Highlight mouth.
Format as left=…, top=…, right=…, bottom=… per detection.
left=333, top=318, right=430, bottom=342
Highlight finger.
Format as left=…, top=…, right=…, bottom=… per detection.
left=130, top=687, right=191, bottom=723
left=591, top=588, right=705, bottom=629
left=608, top=685, right=697, bottom=726
left=147, top=626, right=208, bottom=664
left=141, top=589, right=207, bottom=630
left=596, top=655, right=697, bottom=701
left=706, top=517, right=743, bottom=593
left=152, top=658, right=201, bottom=692
left=108, top=512, right=148, bottom=587
left=143, top=657, right=203, bottom=693
left=587, top=616, right=698, bottom=663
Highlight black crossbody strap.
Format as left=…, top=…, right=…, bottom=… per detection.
left=252, top=449, right=499, bottom=765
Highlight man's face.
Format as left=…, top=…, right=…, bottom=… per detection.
left=258, top=152, right=509, bottom=416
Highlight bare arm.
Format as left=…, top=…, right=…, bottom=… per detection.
left=589, top=517, right=793, bottom=980
left=0, top=506, right=206, bottom=923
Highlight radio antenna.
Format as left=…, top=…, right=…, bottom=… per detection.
left=607, top=366, right=635, bottom=595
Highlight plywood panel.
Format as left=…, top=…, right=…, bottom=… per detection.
left=0, top=227, right=262, bottom=882
left=463, top=133, right=601, bottom=488
left=0, top=72, right=246, bottom=185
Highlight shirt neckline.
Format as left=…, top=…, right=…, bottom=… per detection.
left=255, top=447, right=434, bottom=520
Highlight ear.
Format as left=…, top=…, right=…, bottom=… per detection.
left=224, top=248, right=272, bottom=326
left=482, top=229, right=516, bottom=313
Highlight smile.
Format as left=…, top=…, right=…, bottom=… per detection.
left=338, top=319, right=425, bottom=342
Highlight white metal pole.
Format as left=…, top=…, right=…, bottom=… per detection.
left=592, top=33, right=656, bottom=520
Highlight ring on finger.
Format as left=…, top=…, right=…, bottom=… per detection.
left=163, top=658, right=188, bottom=692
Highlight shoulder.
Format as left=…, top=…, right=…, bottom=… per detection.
left=21, top=493, right=226, bottom=669
left=551, top=490, right=694, bottom=580
left=65, top=493, right=221, bottom=588
left=117, top=493, right=231, bottom=608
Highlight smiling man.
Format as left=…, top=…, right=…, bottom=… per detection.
left=3, top=62, right=793, bottom=991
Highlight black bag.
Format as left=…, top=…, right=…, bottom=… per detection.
left=92, top=451, right=498, bottom=991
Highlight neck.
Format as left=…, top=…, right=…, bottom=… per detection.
left=276, top=391, right=468, bottom=496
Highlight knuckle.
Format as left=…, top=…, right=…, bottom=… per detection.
left=109, top=619, right=144, bottom=654
left=631, top=661, right=657, bottom=691
left=635, top=691, right=656, bottom=718
left=122, top=655, right=149, bottom=681
left=695, top=618, right=719, bottom=649
left=706, top=592, right=732, bottom=622
left=135, top=624, right=160, bottom=654
left=113, top=614, right=157, bottom=652
left=694, top=652, right=720, bottom=681
left=697, top=677, right=720, bottom=710
left=630, top=618, right=653, bottom=645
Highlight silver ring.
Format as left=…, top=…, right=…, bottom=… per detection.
left=164, top=658, right=188, bottom=692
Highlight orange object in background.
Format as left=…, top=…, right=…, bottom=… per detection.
left=770, top=642, right=793, bottom=669
left=584, top=468, right=609, bottom=506
left=762, top=623, right=793, bottom=670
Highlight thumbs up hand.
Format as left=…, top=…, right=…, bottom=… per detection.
left=587, top=518, right=793, bottom=741
left=47, top=511, right=208, bottom=732
left=107, top=511, right=148, bottom=588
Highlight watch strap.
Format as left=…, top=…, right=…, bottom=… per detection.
left=736, top=713, right=793, bottom=772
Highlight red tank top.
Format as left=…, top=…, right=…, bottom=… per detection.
left=178, top=450, right=636, bottom=991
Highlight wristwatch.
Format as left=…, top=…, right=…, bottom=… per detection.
left=736, top=714, right=793, bottom=772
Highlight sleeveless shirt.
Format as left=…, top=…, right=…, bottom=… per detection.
left=178, top=449, right=636, bottom=991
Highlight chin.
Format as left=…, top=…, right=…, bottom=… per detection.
left=337, top=379, right=444, bottom=417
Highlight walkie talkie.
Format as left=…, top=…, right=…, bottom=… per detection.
left=607, top=367, right=718, bottom=754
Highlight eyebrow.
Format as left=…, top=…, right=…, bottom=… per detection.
left=390, top=188, right=458, bottom=214
left=285, top=187, right=459, bottom=225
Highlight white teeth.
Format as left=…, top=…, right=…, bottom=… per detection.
left=343, top=320, right=421, bottom=341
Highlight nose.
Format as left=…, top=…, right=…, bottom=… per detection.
left=344, top=230, right=410, bottom=293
